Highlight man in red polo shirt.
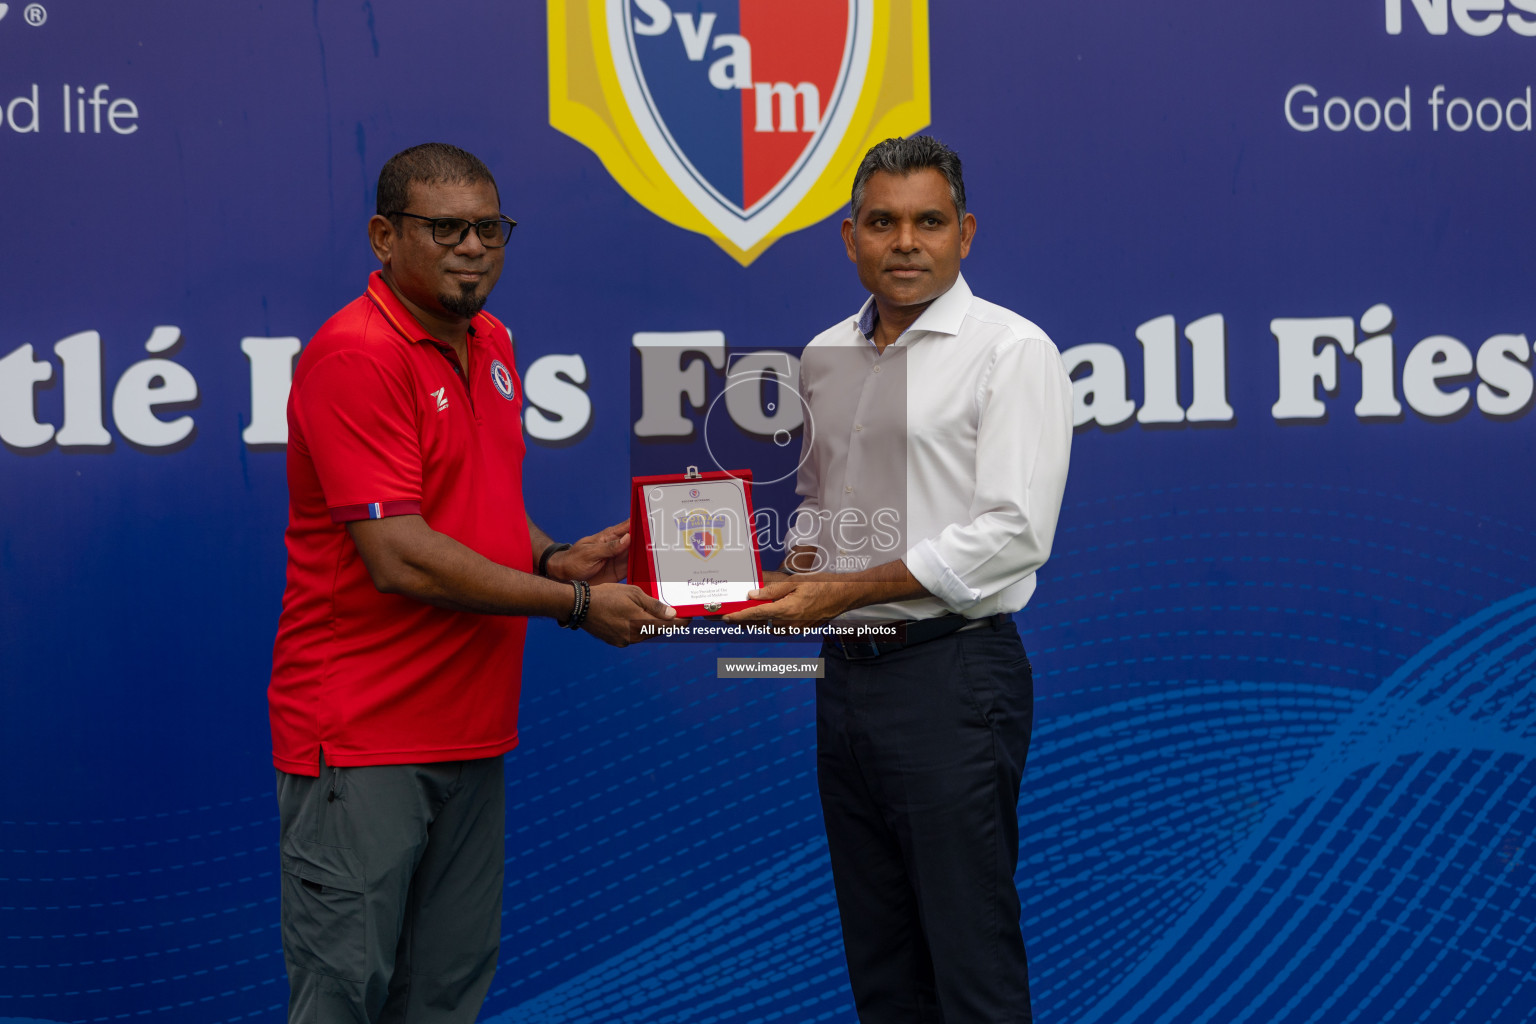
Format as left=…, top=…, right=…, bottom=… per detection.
left=268, top=143, right=675, bottom=1023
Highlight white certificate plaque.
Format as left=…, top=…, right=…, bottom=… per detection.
left=643, top=477, right=761, bottom=610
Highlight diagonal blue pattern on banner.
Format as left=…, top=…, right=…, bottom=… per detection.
left=1075, top=588, right=1536, bottom=1024
left=1303, top=758, right=1533, bottom=1024
left=1010, top=486, right=1536, bottom=1023
left=487, top=839, right=846, bottom=1023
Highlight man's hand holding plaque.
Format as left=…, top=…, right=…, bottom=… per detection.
left=543, top=518, right=633, bottom=586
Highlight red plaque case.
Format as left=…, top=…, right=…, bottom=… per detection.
left=628, top=468, right=770, bottom=617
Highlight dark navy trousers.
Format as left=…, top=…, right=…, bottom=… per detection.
left=818, top=619, right=1034, bottom=1023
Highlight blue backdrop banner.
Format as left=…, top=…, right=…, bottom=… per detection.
left=1, top=2, right=1533, bottom=1022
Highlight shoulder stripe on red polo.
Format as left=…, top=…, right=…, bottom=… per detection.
left=365, top=282, right=425, bottom=343
left=475, top=311, right=511, bottom=351
left=329, top=499, right=423, bottom=524
left=368, top=284, right=504, bottom=352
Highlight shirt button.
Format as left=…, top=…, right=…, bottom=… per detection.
left=854, top=424, right=863, bottom=432
left=873, top=365, right=882, bottom=374
left=844, top=485, right=853, bottom=493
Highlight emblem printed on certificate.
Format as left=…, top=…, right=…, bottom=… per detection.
left=643, top=478, right=760, bottom=609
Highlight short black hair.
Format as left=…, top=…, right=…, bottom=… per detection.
left=849, top=135, right=966, bottom=219
left=376, top=143, right=499, bottom=216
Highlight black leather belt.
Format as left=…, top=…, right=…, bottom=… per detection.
left=826, top=613, right=1009, bottom=661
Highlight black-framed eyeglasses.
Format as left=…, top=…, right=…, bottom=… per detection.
left=388, top=211, right=517, bottom=248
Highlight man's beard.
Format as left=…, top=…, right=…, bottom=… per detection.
left=439, top=281, right=488, bottom=319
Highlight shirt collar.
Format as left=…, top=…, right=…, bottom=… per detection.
left=854, top=273, right=973, bottom=345
left=364, top=269, right=486, bottom=345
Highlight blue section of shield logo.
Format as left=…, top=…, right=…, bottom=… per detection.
left=630, top=1, right=745, bottom=209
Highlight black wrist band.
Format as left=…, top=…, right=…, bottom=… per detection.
left=538, top=542, right=572, bottom=578
left=564, top=579, right=591, bottom=630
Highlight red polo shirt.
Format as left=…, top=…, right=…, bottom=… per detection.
left=268, top=271, right=531, bottom=776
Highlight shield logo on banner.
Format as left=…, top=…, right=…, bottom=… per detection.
left=549, top=0, right=930, bottom=265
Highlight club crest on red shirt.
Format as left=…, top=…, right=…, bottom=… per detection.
left=490, top=359, right=516, bottom=401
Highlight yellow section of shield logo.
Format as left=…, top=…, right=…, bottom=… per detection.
left=549, top=0, right=931, bottom=265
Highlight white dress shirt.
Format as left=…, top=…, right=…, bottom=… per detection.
left=789, top=274, right=1073, bottom=622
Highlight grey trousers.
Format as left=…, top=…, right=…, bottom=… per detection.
left=276, top=754, right=506, bottom=1023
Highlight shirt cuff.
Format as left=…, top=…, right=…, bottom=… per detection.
left=905, top=538, right=981, bottom=612
left=329, top=500, right=423, bottom=523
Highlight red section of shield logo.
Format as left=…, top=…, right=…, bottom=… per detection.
left=739, top=0, right=850, bottom=210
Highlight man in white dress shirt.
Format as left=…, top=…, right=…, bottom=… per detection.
left=727, top=136, right=1073, bottom=1023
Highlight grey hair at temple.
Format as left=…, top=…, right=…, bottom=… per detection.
left=848, top=135, right=967, bottom=219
